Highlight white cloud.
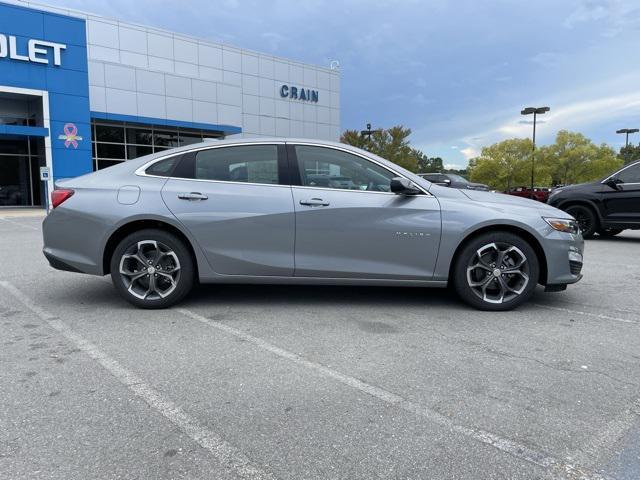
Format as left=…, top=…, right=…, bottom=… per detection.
left=460, top=147, right=479, bottom=160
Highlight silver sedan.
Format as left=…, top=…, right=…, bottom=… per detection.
left=42, top=138, right=584, bottom=311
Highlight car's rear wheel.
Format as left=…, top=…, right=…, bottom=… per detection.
left=565, top=205, right=598, bottom=238
left=598, top=228, right=623, bottom=237
left=453, top=232, right=539, bottom=311
left=110, top=229, right=194, bottom=309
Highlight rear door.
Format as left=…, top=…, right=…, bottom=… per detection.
left=160, top=143, right=295, bottom=276
left=600, top=162, right=640, bottom=224
left=289, top=144, right=441, bottom=280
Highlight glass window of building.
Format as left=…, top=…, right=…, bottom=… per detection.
left=91, top=120, right=224, bottom=170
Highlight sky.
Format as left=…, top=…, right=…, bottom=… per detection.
left=36, top=0, right=640, bottom=169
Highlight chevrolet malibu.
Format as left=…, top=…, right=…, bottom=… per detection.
left=42, top=138, right=584, bottom=311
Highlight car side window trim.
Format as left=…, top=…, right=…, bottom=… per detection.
left=286, top=142, right=430, bottom=196
left=602, top=161, right=640, bottom=185
left=135, top=142, right=289, bottom=187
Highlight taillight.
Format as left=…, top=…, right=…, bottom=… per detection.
left=51, top=189, right=74, bottom=208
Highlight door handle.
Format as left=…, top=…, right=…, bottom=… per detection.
left=300, top=198, right=330, bottom=207
left=178, top=192, right=208, bottom=201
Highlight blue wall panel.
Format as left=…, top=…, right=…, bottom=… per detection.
left=0, top=1, right=92, bottom=182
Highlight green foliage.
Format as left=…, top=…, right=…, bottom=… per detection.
left=619, top=144, right=640, bottom=165
left=340, top=125, right=418, bottom=172
left=539, top=130, right=622, bottom=185
left=468, top=130, right=623, bottom=190
left=467, top=138, right=535, bottom=191
left=413, top=150, right=444, bottom=173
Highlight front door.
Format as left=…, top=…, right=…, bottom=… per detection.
left=289, top=144, right=441, bottom=280
left=161, top=143, right=295, bottom=276
left=600, top=162, right=640, bottom=225
left=0, top=137, right=43, bottom=206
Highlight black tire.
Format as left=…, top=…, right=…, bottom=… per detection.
left=565, top=205, right=598, bottom=238
left=453, top=232, right=540, bottom=311
left=110, top=229, right=195, bottom=309
left=597, top=228, right=624, bottom=237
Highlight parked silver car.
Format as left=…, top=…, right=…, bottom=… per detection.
left=42, top=138, right=584, bottom=311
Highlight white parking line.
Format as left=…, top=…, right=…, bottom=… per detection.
left=176, top=307, right=609, bottom=480
left=0, top=281, right=276, bottom=480
left=534, top=303, right=638, bottom=325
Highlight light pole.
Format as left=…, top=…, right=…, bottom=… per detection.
left=616, top=128, right=639, bottom=147
left=360, top=123, right=381, bottom=141
left=521, top=106, right=550, bottom=194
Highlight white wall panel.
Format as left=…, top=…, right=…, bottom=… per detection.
left=147, top=56, right=173, bottom=73
left=166, top=96, right=192, bottom=121
left=120, top=51, right=147, bottom=68
left=242, top=54, right=259, bottom=75
left=119, top=26, right=147, bottom=54
left=175, top=61, right=198, bottom=77
left=136, top=70, right=165, bottom=95
left=243, top=95, right=259, bottom=115
left=241, top=75, right=259, bottom=96
left=198, top=44, right=223, bottom=68
left=88, top=19, right=118, bottom=48
left=259, top=57, right=275, bottom=79
left=147, top=33, right=173, bottom=59
left=192, top=79, right=217, bottom=103
left=259, top=97, right=274, bottom=116
left=88, top=61, right=104, bottom=87
left=193, top=100, right=217, bottom=124
left=104, top=64, right=136, bottom=91
left=259, top=116, right=276, bottom=136
left=223, top=49, right=241, bottom=72
left=89, top=85, right=106, bottom=111
left=137, top=93, right=166, bottom=119
left=242, top=114, right=260, bottom=134
left=165, top=75, right=191, bottom=98
left=105, top=88, right=137, bottom=115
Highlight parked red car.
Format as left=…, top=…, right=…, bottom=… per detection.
left=505, top=186, right=553, bottom=203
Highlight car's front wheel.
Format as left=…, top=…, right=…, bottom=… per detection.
left=453, top=232, right=539, bottom=311
left=565, top=205, right=598, bottom=238
left=110, top=229, right=195, bottom=309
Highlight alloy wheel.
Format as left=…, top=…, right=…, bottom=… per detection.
left=118, top=240, right=181, bottom=300
left=466, top=242, right=530, bottom=304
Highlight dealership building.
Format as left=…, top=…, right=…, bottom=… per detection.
left=0, top=0, right=341, bottom=207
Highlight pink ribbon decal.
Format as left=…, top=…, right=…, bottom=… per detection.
left=58, top=123, right=83, bottom=149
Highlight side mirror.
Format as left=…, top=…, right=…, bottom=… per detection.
left=390, top=177, right=421, bottom=195
left=441, top=178, right=452, bottom=186
left=605, top=177, right=623, bottom=190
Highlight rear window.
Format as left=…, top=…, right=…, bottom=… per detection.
left=145, top=155, right=180, bottom=177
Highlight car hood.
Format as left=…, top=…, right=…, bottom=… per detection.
left=460, top=188, right=569, bottom=217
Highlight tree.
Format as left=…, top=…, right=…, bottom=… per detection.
left=539, top=130, right=621, bottom=185
left=413, top=150, right=444, bottom=173
left=467, top=138, right=534, bottom=191
left=619, top=144, right=640, bottom=165
left=341, top=125, right=419, bottom=172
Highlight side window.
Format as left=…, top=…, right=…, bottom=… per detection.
left=294, top=145, right=395, bottom=192
left=194, top=145, right=279, bottom=184
left=617, top=164, right=640, bottom=184
left=145, top=155, right=180, bottom=176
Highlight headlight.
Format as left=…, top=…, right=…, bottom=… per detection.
left=543, top=217, right=580, bottom=234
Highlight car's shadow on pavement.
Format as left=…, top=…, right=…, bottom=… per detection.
left=185, top=283, right=461, bottom=309
left=57, top=274, right=567, bottom=312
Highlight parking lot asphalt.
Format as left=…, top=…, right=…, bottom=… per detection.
left=1, top=213, right=639, bottom=480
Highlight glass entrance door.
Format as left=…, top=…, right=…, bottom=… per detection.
left=0, top=138, right=44, bottom=207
